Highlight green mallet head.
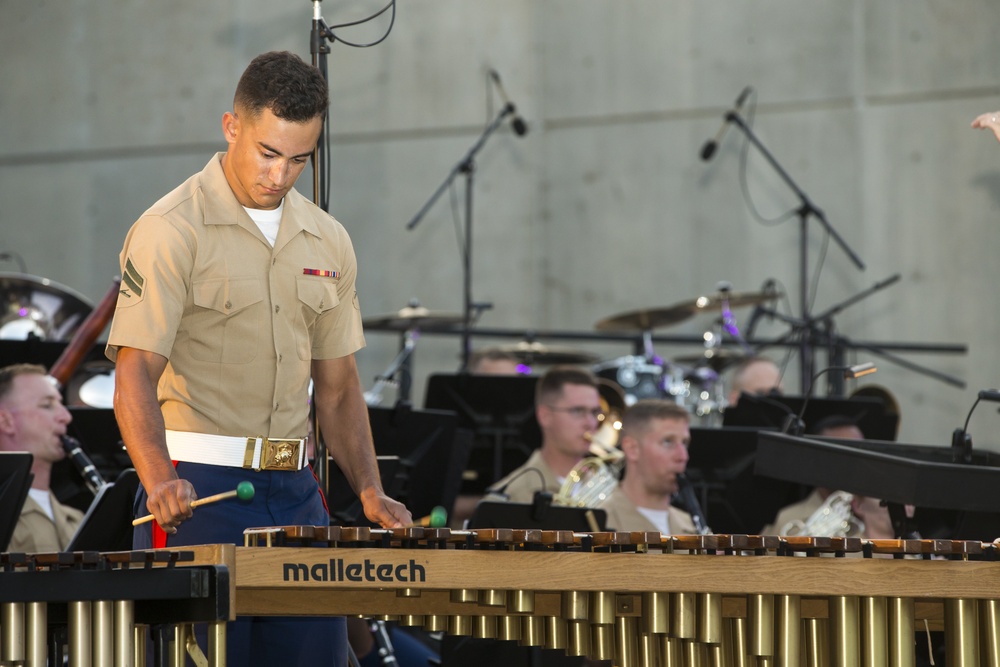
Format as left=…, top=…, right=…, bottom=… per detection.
left=428, top=505, right=447, bottom=528
left=236, top=481, right=255, bottom=501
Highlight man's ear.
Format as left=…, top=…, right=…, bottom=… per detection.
left=222, top=111, right=240, bottom=144
left=0, top=407, right=16, bottom=436
left=619, top=434, right=640, bottom=462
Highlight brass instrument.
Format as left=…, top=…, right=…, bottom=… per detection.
left=780, top=490, right=865, bottom=538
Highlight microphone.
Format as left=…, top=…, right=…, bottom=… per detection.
left=61, top=435, right=106, bottom=495
left=790, top=363, right=878, bottom=434
left=952, top=389, right=1000, bottom=464
left=700, top=86, right=752, bottom=161
left=489, top=69, right=528, bottom=137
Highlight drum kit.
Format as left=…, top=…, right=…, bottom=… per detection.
left=362, top=287, right=781, bottom=423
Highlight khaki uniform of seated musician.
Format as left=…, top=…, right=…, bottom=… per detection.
left=486, top=366, right=602, bottom=504
left=0, top=363, right=83, bottom=552
left=597, top=400, right=697, bottom=535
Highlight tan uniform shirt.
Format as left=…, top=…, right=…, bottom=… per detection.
left=106, top=154, right=365, bottom=438
left=9, top=492, right=84, bottom=553
left=486, top=449, right=563, bottom=504
left=597, top=487, right=697, bottom=535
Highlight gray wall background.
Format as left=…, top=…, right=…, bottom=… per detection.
left=2, top=1, right=998, bottom=449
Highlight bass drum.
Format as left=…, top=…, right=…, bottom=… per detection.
left=593, top=356, right=668, bottom=406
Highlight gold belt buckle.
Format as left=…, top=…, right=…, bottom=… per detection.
left=260, top=437, right=303, bottom=471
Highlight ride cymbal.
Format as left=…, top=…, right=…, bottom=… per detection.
left=363, top=305, right=465, bottom=332
left=675, top=349, right=748, bottom=373
left=594, top=290, right=781, bottom=332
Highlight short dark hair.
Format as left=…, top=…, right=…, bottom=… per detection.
left=535, top=366, right=598, bottom=406
left=619, top=399, right=690, bottom=441
left=233, top=51, right=329, bottom=122
left=808, top=414, right=862, bottom=437
left=0, top=363, right=47, bottom=402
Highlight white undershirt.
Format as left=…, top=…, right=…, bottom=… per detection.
left=28, top=488, right=55, bottom=521
left=243, top=200, right=283, bottom=246
left=637, top=506, right=670, bottom=534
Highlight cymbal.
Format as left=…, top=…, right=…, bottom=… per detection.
left=0, top=272, right=94, bottom=342
left=497, top=341, right=599, bottom=365
left=594, top=290, right=781, bottom=331
left=363, top=306, right=465, bottom=332
left=675, top=349, right=748, bottom=373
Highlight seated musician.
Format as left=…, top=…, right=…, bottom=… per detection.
left=760, top=415, right=893, bottom=539
left=485, top=366, right=602, bottom=503
left=468, top=347, right=523, bottom=375
left=725, top=355, right=783, bottom=407
left=596, top=400, right=697, bottom=535
left=0, top=363, right=83, bottom=552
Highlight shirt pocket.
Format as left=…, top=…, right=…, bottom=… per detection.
left=295, top=276, right=340, bottom=359
left=190, top=277, right=263, bottom=363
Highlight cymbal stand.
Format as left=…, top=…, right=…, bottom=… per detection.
left=363, top=328, right=418, bottom=406
left=724, top=111, right=865, bottom=391
left=405, top=103, right=519, bottom=371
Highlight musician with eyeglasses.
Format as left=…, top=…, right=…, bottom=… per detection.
left=485, top=366, right=603, bottom=504
left=595, top=400, right=698, bottom=535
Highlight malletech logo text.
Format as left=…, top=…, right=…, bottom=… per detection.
left=282, top=558, right=426, bottom=583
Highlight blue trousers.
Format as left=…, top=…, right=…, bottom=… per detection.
left=133, top=462, right=347, bottom=667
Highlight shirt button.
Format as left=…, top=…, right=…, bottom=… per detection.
left=275, top=305, right=280, bottom=313
left=278, top=354, right=283, bottom=362
left=224, top=300, right=232, bottom=310
left=274, top=403, right=280, bottom=411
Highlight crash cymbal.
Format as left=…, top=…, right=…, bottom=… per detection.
left=363, top=305, right=465, bottom=332
left=497, top=341, right=599, bottom=365
left=0, top=272, right=94, bottom=342
left=594, top=290, right=781, bottom=332
left=675, top=349, right=748, bottom=373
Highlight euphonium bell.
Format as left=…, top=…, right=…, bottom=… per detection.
left=780, top=490, right=865, bottom=538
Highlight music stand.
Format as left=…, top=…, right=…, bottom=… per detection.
left=327, top=456, right=405, bottom=527
left=468, top=499, right=607, bottom=532
left=684, top=426, right=804, bottom=535
left=755, top=431, right=1000, bottom=540
left=67, top=468, right=140, bottom=552
left=0, top=452, right=33, bottom=552
left=366, top=405, right=466, bottom=521
left=424, top=373, right=540, bottom=492
left=723, top=393, right=898, bottom=441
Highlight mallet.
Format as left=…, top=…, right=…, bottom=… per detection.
left=132, top=480, right=255, bottom=526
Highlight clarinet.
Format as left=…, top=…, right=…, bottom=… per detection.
left=677, top=473, right=712, bottom=535
left=61, top=435, right=106, bottom=495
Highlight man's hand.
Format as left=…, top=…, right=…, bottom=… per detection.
left=852, top=495, right=894, bottom=540
left=359, top=487, right=412, bottom=528
left=971, top=111, right=1000, bottom=143
left=146, top=478, right=197, bottom=534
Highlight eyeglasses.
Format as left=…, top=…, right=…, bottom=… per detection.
left=545, top=405, right=604, bottom=420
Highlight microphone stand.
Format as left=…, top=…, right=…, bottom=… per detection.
left=725, top=111, right=865, bottom=391
left=405, top=103, right=517, bottom=371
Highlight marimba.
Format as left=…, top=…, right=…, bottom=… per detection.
left=180, top=526, right=1000, bottom=667
left=0, top=549, right=229, bottom=667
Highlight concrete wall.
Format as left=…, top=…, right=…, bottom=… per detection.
left=2, top=1, right=998, bottom=448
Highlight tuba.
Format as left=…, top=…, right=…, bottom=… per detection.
left=554, top=380, right=626, bottom=508
left=780, top=490, right=865, bottom=538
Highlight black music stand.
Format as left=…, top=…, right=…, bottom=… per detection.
left=424, top=373, right=540, bottom=493
left=723, top=393, right=898, bottom=441
left=755, top=431, right=1000, bottom=540
left=366, top=404, right=466, bottom=521
left=67, top=468, right=140, bottom=552
left=467, top=499, right=607, bottom=532
left=684, top=426, right=805, bottom=535
left=0, top=452, right=33, bottom=552
left=327, top=456, right=405, bottom=527
left=51, top=407, right=131, bottom=513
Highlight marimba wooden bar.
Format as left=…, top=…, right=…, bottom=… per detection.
left=189, top=527, right=998, bottom=667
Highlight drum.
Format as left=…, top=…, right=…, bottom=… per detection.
left=677, top=365, right=725, bottom=426
left=593, top=356, right=668, bottom=405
